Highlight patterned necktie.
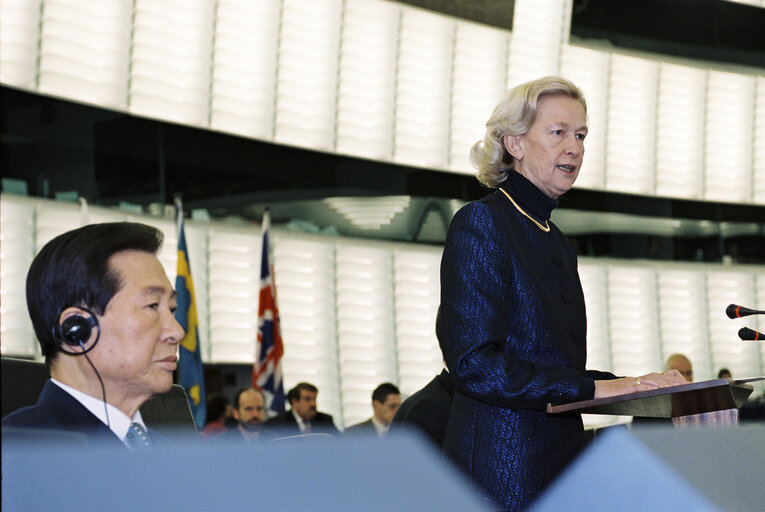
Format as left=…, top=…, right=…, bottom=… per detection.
left=126, top=422, right=151, bottom=449
left=303, top=421, right=311, bottom=434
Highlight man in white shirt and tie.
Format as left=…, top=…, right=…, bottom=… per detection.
left=2, top=222, right=185, bottom=449
left=344, top=383, right=401, bottom=438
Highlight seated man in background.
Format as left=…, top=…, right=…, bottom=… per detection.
left=2, top=222, right=185, bottom=448
left=666, top=353, right=693, bottom=382
left=344, top=383, right=401, bottom=438
left=217, top=387, right=269, bottom=442
left=264, top=382, right=339, bottom=436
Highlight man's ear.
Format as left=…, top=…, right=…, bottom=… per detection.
left=503, top=134, right=523, bottom=160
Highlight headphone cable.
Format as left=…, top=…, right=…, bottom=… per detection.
left=80, top=341, right=110, bottom=429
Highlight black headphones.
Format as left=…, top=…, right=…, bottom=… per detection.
left=52, top=309, right=100, bottom=355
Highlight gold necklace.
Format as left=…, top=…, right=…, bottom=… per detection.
left=498, top=187, right=550, bottom=232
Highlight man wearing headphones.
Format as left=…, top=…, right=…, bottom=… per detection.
left=2, top=222, right=185, bottom=448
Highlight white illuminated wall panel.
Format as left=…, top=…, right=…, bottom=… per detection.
left=0, top=195, right=37, bottom=356
left=335, top=0, right=398, bottom=160
left=755, top=273, right=765, bottom=383
left=273, top=234, right=340, bottom=426
left=655, top=63, right=706, bottom=199
left=559, top=44, right=610, bottom=190
left=607, top=265, right=661, bottom=376
left=393, top=247, right=442, bottom=396
left=38, top=0, right=131, bottom=108
left=394, top=8, right=453, bottom=168
left=274, top=0, right=342, bottom=151
left=210, top=0, right=280, bottom=139
left=0, top=0, right=42, bottom=88
left=207, top=229, right=259, bottom=363
left=506, top=0, right=568, bottom=87
left=753, top=76, right=765, bottom=205
left=605, top=55, right=658, bottom=195
left=578, top=261, right=611, bottom=373
left=657, top=268, right=711, bottom=380
left=706, top=270, right=759, bottom=381
left=704, top=71, right=754, bottom=203
left=129, top=0, right=215, bottom=126
left=449, top=22, right=507, bottom=174
left=335, top=243, right=396, bottom=427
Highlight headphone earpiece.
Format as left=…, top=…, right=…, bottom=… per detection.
left=59, top=315, right=96, bottom=345
left=53, top=311, right=100, bottom=354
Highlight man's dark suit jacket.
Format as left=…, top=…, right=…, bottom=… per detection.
left=390, top=369, right=454, bottom=448
left=344, top=418, right=378, bottom=436
left=264, top=410, right=339, bottom=436
left=2, top=379, right=149, bottom=447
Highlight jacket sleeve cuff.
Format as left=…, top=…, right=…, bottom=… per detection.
left=577, top=378, right=596, bottom=402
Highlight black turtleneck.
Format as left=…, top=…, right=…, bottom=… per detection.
left=498, top=169, right=559, bottom=223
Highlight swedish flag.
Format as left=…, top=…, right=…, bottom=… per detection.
left=175, top=217, right=206, bottom=429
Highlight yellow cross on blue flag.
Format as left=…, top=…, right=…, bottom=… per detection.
left=175, top=207, right=206, bottom=429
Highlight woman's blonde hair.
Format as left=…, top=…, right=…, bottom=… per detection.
left=470, top=76, right=587, bottom=188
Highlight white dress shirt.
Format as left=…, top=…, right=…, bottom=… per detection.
left=51, top=378, right=146, bottom=447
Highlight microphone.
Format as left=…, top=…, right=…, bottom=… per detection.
left=738, top=327, right=764, bottom=341
left=726, top=304, right=765, bottom=319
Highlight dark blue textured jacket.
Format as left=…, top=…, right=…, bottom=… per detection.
left=440, top=170, right=615, bottom=511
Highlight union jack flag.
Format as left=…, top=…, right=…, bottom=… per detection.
left=253, top=210, right=285, bottom=415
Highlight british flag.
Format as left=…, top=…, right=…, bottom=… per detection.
left=253, top=210, right=285, bottom=415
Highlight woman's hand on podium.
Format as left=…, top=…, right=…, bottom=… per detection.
left=594, top=370, right=687, bottom=399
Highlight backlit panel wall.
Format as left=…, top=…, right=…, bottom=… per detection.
left=559, top=44, right=610, bottom=190
left=1, top=0, right=764, bottom=205
left=606, top=265, right=662, bottom=377
left=0, top=196, right=36, bottom=356
left=2, top=194, right=765, bottom=423
left=655, top=63, right=706, bottom=199
left=274, top=0, right=342, bottom=150
left=207, top=228, right=260, bottom=363
left=706, top=271, right=761, bottom=380
left=271, top=234, right=341, bottom=423
left=129, top=0, right=215, bottom=126
left=507, top=0, right=569, bottom=87
left=0, top=0, right=42, bottom=88
left=335, top=0, right=398, bottom=160
left=753, top=77, right=765, bottom=204
left=393, top=247, right=443, bottom=396
left=605, top=55, right=658, bottom=195
left=394, top=8, right=453, bottom=168
left=209, top=0, right=280, bottom=139
left=38, top=0, right=131, bottom=108
left=657, top=269, right=712, bottom=379
left=335, top=244, right=396, bottom=426
left=704, top=71, right=754, bottom=203
left=449, top=22, right=508, bottom=174
left=578, top=262, right=611, bottom=373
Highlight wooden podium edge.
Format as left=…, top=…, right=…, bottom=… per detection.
left=547, top=377, right=761, bottom=417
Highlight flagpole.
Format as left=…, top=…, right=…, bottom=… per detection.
left=254, top=207, right=285, bottom=416
left=174, top=193, right=207, bottom=429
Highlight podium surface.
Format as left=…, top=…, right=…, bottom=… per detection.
left=547, top=378, right=757, bottom=420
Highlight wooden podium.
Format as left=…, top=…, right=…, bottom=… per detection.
left=547, top=378, right=763, bottom=427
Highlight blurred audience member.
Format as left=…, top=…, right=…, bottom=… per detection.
left=218, top=388, right=268, bottom=442
left=718, top=368, right=732, bottom=380
left=264, top=383, right=339, bottom=436
left=665, top=354, right=693, bottom=382
left=345, top=383, right=401, bottom=437
left=200, top=394, right=232, bottom=440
